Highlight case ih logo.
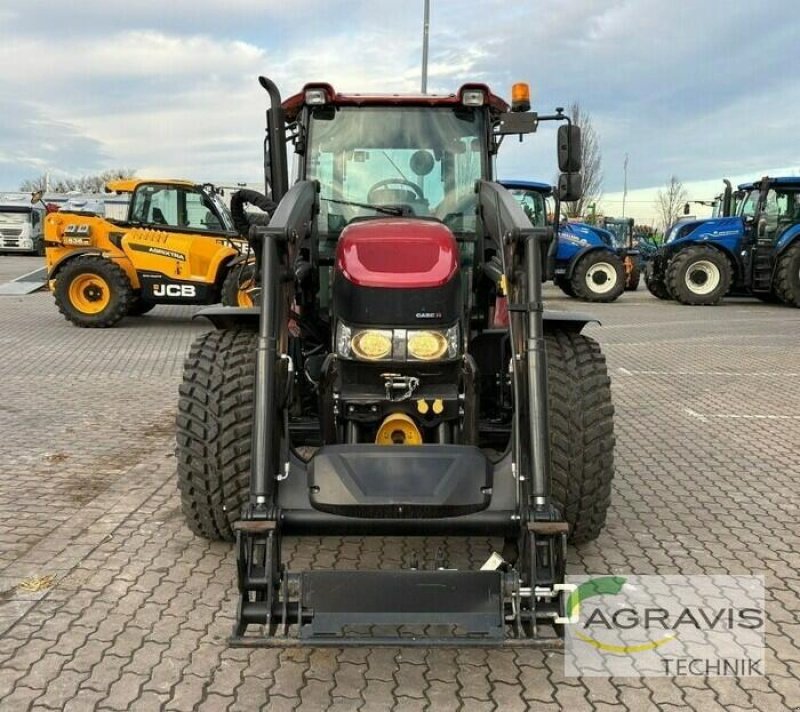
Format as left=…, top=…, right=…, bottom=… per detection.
left=415, top=311, right=442, bottom=319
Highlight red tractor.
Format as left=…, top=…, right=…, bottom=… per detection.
left=175, top=77, right=615, bottom=645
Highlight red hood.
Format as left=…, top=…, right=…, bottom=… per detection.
left=335, top=218, right=459, bottom=289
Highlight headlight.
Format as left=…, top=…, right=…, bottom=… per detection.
left=336, top=322, right=459, bottom=361
left=407, top=325, right=459, bottom=360
left=407, top=331, right=447, bottom=360
left=351, top=330, right=393, bottom=360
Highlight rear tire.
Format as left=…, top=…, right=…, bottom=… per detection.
left=666, top=245, right=731, bottom=305
left=176, top=330, right=257, bottom=541
left=644, top=262, right=671, bottom=300
left=570, top=251, right=625, bottom=302
left=555, top=277, right=576, bottom=298
left=546, top=331, right=615, bottom=544
left=774, top=241, right=800, bottom=307
left=54, top=255, right=132, bottom=328
left=754, top=291, right=782, bottom=304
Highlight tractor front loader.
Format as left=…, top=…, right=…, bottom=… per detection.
left=176, top=77, right=615, bottom=645
left=44, top=179, right=257, bottom=327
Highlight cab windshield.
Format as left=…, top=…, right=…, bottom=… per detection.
left=507, top=189, right=549, bottom=227
left=737, top=190, right=761, bottom=219
left=306, top=105, right=486, bottom=239
left=0, top=210, right=30, bottom=225
left=129, top=185, right=234, bottom=232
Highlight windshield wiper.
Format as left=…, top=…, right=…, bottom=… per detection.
left=321, top=197, right=404, bottom=217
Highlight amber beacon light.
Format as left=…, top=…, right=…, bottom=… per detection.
left=511, top=82, right=531, bottom=112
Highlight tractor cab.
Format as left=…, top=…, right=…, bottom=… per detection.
left=737, top=177, right=800, bottom=248
left=602, top=217, right=635, bottom=250
left=501, top=180, right=552, bottom=227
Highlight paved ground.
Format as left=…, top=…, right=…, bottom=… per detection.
left=0, top=261, right=799, bottom=711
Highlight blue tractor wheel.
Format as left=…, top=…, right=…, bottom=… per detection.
left=666, top=245, right=732, bottom=306
left=570, top=251, right=625, bottom=303
left=774, top=241, right=800, bottom=307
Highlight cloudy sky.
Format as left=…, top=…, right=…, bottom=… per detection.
left=1, top=0, right=798, bottom=222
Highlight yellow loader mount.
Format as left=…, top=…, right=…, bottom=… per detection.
left=44, top=179, right=256, bottom=328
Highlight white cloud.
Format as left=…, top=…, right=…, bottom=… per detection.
left=0, top=0, right=799, bottom=198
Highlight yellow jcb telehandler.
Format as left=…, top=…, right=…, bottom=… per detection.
left=44, top=179, right=262, bottom=327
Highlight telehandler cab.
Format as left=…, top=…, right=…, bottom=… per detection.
left=44, top=179, right=256, bottom=327
left=176, top=77, right=615, bottom=645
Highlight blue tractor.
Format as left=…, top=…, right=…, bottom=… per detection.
left=502, top=180, right=626, bottom=302
left=645, top=176, right=800, bottom=306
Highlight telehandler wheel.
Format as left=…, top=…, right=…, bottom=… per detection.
left=128, top=297, right=156, bottom=316
left=667, top=245, right=731, bottom=305
left=570, top=251, right=625, bottom=302
left=546, top=331, right=615, bottom=544
left=176, top=329, right=256, bottom=541
left=644, top=263, right=671, bottom=300
left=624, top=263, right=641, bottom=291
left=54, top=255, right=133, bottom=328
left=774, top=241, right=800, bottom=307
left=222, top=264, right=257, bottom=307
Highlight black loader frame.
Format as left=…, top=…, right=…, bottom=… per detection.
left=180, top=76, right=613, bottom=646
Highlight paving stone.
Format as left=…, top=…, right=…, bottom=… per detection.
left=0, top=282, right=797, bottom=711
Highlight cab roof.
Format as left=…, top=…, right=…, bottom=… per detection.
left=738, top=176, right=800, bottom=191
left=104, top=178, right=196, bottom=194
left=281, top=83, right=509, bottom=122
left=499, top=179, right=552, bottom=194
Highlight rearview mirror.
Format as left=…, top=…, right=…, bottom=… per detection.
left=557, top=125, right=581, bottom=173
left=683, top=202, right=690, bottom=215
left=558, top=172, right=583, bottom=202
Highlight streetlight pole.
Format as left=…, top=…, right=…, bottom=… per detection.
left=421, top=0, right=430, bottom=94
left=622, top=153, right=629, bottom=218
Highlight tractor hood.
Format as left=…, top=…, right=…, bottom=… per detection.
left=560, top=221, right=614, bottom=248
left=665, top=216, right=742, bottom=244
left=332, top=218, right=461, bottom=327
left=335, top=218, right=459, bottom=289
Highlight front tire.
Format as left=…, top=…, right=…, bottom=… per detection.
left=666, top=245, right=731, bottom=305
left=546, top=331, right=615, bottom=544
left=128, top=297, right=156, bottom=316
left=176, top=330, right=257, bottom=541
left=54, top=255, right=132, bottom=328
left=570, top=251, right=625, bottom=302
left=774, top=241, right=800, bottom=307
left=221, top=263, right=257, bottom=307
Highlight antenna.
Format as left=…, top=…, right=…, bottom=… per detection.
left=622, top=153, right=629, bottom=217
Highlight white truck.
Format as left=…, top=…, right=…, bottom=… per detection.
left=0, top=193, right=47, bottom=254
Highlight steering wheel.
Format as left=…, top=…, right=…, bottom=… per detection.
left=367, top=179, right=425, bottom=203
